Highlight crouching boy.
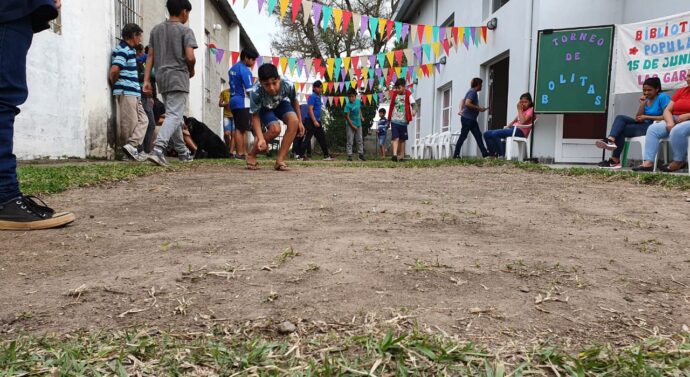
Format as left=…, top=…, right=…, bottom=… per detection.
left=247, top=64, right=305, bottom=171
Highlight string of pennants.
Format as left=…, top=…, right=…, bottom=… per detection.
left=294, top=92, right=385, bottom=108
left=229, top=0, right=489, bottom=47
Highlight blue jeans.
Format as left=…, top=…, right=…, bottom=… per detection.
left=669, top=120, right=690, bottom=161
left=608, top=115, right=651, bottom=159
left=453, top=117, right=488, bottom=157
left=483, top=127, right=525, bottom=157
left=0, top=17, right=33, bottom=203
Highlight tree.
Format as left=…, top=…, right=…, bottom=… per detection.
left=271, top=0, right=393, bottom=154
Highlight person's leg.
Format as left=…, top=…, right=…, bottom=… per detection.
left=397, top=125, right=408, bottom=159
left=235, top=130, right=245, bottom=157
left=346, top=126, right=354, bottom=157
left=141, top=97, right=156, bottom=153
left=292, top=133, right=303, bottom=157
left=301, top=118, right=316, bottom=155
left=0, top=18, right=33, bottom=204
left=669, top=121, right=690, bottom=162
left=641, top=122, right=669, bottom=165
left=612, top=122, right=650, bottom=160
left=279, top=113, right=300, bottom=167
left=313, top=125, right=330, bottom=157
left=469, top=120, right=488, bottom=157
left=483, top=129, right=499, bottom=156
left=356, top=127, right=364, bottom=156
left=117, top=95, right=137, bottom=149
left=229, top=129, right=237, bottom=155
left=453, top=118, right=472, bottom=158
left=154, top=92, right=186, bottom=151
left=129, top=98, right=148, bottom=146
left=607, top=115, right=637, bottom=160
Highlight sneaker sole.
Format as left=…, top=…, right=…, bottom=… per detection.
left=0, top=212, right=76, bottom=231
left=595, top=140, right=617, bottom=151
left=147, top=155, right=170, bottom=167
left=123, top=146, right=141, bottom=161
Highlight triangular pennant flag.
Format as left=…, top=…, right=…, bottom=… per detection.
left=368, top=54, right=376, bottom=69
left=378, top=17, right=387, bottom=39
left=375, top=67, right=383, bottom=78
left=339, top=82, right=345, bottom=93
left=326, top=58, right=335, bottom=81
left=267, top=0, right=278, bottom=15
left=404, top=49, right=414, bottom=65
left=401, top=67, right=408, bottom=81
left=422, top=44, right=432, bottom=60
left=361, top=95, right=368, bottom=106
left=367, top=94, right=373, bottom=104
left=377, top=93, right=382, bottom=104
left=215, top=49, right=224, bottom=64
left=385, top=52, right=395, bottom=68
left=395, top=21, right=403, bottom=42
left=244, top=0, right=251, bottom=8
left=278, top=0, right=290, bottom=17
left=339, top=97, right=345, bottom=107
left=394, top=50, right=404, bottom=66
left=402, top=23, right=410, bottom=42
left=279, top=57, right=289, bottom=74
left=368, top=79, right=374, bottom=91
left=342, top=11, right=352, bottom=34
left=411, top=68, right=417, bottom=83
left=288, top=57, right=297, bottom=75
left=352, top=13, right=361, bottom=36
left=334, top=57, right=342, bottom=82
left=432, top=26, right=439, bottom=42
left=421, top=64, right=430, bottom=77
left=272, top=56, right=280, bottom=67
left=332, top=8, right=342, bottom=32
left=452, top=27, right=459, bottom=45
left=377, top=53, right=386, bottom=69
left=482, top=26, right=488, bottom=43
left=231, top=51, right=240, bottom=65
left=472, top=27, right=479, bottom=46
left=257, top=56, right=264, bottom=67
left=257, top=0, right=266, bottom=13
left=340, top=68, right=347, bottom=82
left=439, top=27, right=446, bottom=43
left=342, top=57, right=351, bottom=72
left=361, top=67, right=369, bottom=80
left=327, top=82, right=334, bottom=93
left=413, top=46, right=423, bottom=63
left=416, top=24, right=425, bottom=44
left=386, top=20, right=395, bottom=41
left=290, top=0, right=302, bottom=22
left=369, top=17, right=379, bottom=39
left=431, top=42, right=441, bottom=59
left=442, top=38, right=450, bottom=56
left=301, top=0, right=312, bottom=25
left=344, top=81, right=350, bottom=92
left=360, top=15, right=369, bottom=38
left=312, top=2, right=323, bottom=26
left=351, top=56, right=360, bottom=70
left=435, top=63, right=442, bottom=74
left=394, top=67, right=402, bottom=79
left=321, top=5, right=332, bottom=30
left=297, top=58, right=305, bottom=76
left=425, top=25, right=433, bottom=43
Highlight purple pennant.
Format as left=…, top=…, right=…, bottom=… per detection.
left=257, top=0, right=265, bottom=13
left=435, top=63, right=442, bottom=74
left=340, top=69, right=347, bottom=81
left=470, top=27, right=477, bottom=45
left=360, top=15, right=369, bottom=38
left=378, top=93, right=384, bottom=103
left=368, top=79, right=374, bottom=90
left=368, top=54, right=376, bottom=69
left=257, top=56, right=264, bottom=66
left=375, top=67, right=383, bottom=77
left=413, top=46, right=423, bottom=63
left=401, top=23, right=410, bottom=41
left=312, top=2, right=323, bottom=26
left=215, top=49, right=224, bottom=64
left=297, top=58, right=305, bottom=76
left=439, top=27, right=446, bottom=42
left=338, top=82, right=345, bottom=92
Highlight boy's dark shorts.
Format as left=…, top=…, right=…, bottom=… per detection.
left=233, top=108, right=251, bottom=132
left=259, top=100, right=295, bottom=128
left=391, top=122, right=408, bottom=141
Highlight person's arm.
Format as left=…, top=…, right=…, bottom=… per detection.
left=635, top=94, right=646, bottom=120
left=251, top=113, right=267, bottom=151
left=308, top=105, right=319, bottom=127
left=292, top=99, right=305, bottom=137
left=663, top=101, right=676, bottom=130
left=516, top=107, right=533, bottom=125
left=143, top=47, right=155, bottom=96
left=345, top=112, right=355, bottom=130
left=464, top=99, right=487, bottom=112
left=108, top=65, right=121, bottom=86
left=185, top=47, right=196, bottom=78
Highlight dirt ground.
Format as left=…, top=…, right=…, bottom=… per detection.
left=1, top=164, right=689, bottom=348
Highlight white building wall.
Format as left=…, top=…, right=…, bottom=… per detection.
left=405, top=0, right=689, bottom=162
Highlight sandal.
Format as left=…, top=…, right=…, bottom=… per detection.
left=274, top=163, right=291, bottom=172
left=659, top=161, right=687, bottom=172
left=246, top=161, right=260, bottom=170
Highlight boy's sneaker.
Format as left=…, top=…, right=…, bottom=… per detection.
left=358, top=154, right=366, bottom=161
left=391, top=156, right=398, bottom=162
left=123, top=144, right=146, bottom=162
left=0, top=196, right=76, bottom=231
left=323, top=156, right=334, bottom=161
left=178, top=152, right=194, bottom=162
left=595, top=139, right=617, bottom=151
left=147, top=147, right=170, bottom=167
left=598, top=159, right=621, bottom=169
left=347, top=155, right=353, bottom=161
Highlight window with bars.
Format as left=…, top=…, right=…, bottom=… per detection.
left=415, top=100, right=421, bottom=140
left=114, top=0, right=142, bottom=40
left=441, top=87, right=452, bottom=132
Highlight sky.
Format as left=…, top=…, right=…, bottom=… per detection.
left=231, top=2, right=279, bottom=55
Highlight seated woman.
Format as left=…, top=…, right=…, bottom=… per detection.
left=483, top=93, right=534, bottom=158
left=596, top=77, right=669, bottom=168
left=633, top=71, right=690, bottom=172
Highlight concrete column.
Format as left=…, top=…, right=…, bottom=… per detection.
left=188, top=0, right=206, bottom=120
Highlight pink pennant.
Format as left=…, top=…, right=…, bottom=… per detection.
left=342, top=10, right=352, bottom=33
left=231, top=51, right=240, bottom=65
left=291, top=0, right=302, bottom=23
left=386, top=20, right=395, bottom=41
left=417, top=24, right=425, bottom=44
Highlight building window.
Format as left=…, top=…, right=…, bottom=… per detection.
left=114, top=0, right=142, bottom=40
left=415, top=100, right=421, bottom=140
left=442, top=14, right=454, bottom=28
left=49, top=12, right=62, bottom=35
left=441, top=87, right=452, bottom=132
left=493, top=0, right=510, bottom=12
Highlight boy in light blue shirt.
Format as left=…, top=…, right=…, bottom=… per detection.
left=344, top=88, right=365, bottom=161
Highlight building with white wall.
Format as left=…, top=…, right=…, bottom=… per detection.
left=394, top=0, right=689, bottom=163
left=14, top=0, right=255, bottom=160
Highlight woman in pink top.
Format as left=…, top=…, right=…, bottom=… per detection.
left=483, top=93, right=534, bottom=157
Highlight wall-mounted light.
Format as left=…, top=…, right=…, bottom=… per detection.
left=487, top=17, right=498, bottom=30
left=413, top=78, right=419, bottom=85
left=212, top=24, right=223, bottom=32
left=439, top=56, right=447, bottom=65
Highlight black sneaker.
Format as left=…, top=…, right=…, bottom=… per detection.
left=347, top=155, right=353, bottom=161
left=597, top=159, right=621, bottom=169
left=595, top=139, right=617, bottom=151
left=632, top=165, right=654, bottom=172
left=0, top=196, right=76, bottom=231
left=358, top=154, right=366, bottom=161
left=391, top=156, right=398, bottom=162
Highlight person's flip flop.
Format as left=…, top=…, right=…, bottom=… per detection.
left=274, top=163, right=290, bottom=172
left=246, top=161, right=260, bottom=170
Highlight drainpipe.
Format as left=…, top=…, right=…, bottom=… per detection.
left=431, top=0, right=438, bottom=134
left=526, top=0, right=535, bottom=159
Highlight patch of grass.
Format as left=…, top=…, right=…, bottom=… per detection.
left=18, top=157, right=690, bottom=196
left=0, top=325, right=687, bottom=376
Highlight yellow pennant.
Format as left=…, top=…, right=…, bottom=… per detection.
left=339, top=97, right=345, bottom=106
left=332, top=8, right=343, bottom=32
left=279, top=0, right=290, bottom=18
left=326, top=58, right=335, bottom=81
left=431, top=42, right=441, bottom=58
left=378, top=17, right=387, bottom=37
left=425, top=25, right=433, bottom=43
left=395, top=67, right=402, bottom=78
left=351, top=80, right=357, bottom=89
left=280, top=57, right=289, bottom=74
left=367, top=94, right=373, bottom=103
left=342, top=57, right=351, bottom=72
left=385, top=52, right=395, bottom=68
left=458, top=27, right=465, bottom=45
left=361, top=67, right=369, bottom=80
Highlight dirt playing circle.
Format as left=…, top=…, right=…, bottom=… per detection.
left=1, top=164, right=688, bottom=348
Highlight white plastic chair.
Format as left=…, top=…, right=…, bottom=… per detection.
left=436, top=131, right=452, bottom=159
left=505, top=125, right=532, bottom=161
left=413, top=137, right=425, bottom=159
left=422, top=133, right=437, bottom=159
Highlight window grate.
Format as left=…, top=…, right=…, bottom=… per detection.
left=114, top=0, right=142, bottom=40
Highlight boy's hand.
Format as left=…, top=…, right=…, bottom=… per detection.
left=298, top=122, right=305, bottom=137
left=256, top=139, right=268, bottom=152
left=189, top=68, right=195, bottom=78
left=143, top=81, right=153, bottom=96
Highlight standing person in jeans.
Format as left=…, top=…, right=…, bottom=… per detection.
left=595, top=77, right=670, bottom=169
left=229, top=48, right=258, bottom=161
left=0, top=0, right=76, bottom=230
left=388, top=78, right=414, bottom=162
left=453, top=78, right=489, bottom=158
left=344, top=88, right=366, bottom=161
left=144, top=0, right=197, bottom=166
left=109, top=23, right=148, bottom=162
left=302, top=81, right=333, bottom=161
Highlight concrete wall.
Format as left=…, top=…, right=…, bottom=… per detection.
left=405, top=0, right=689, bottom=162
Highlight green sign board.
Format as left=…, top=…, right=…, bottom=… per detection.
left=534, top=26, right=614, bottom=113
